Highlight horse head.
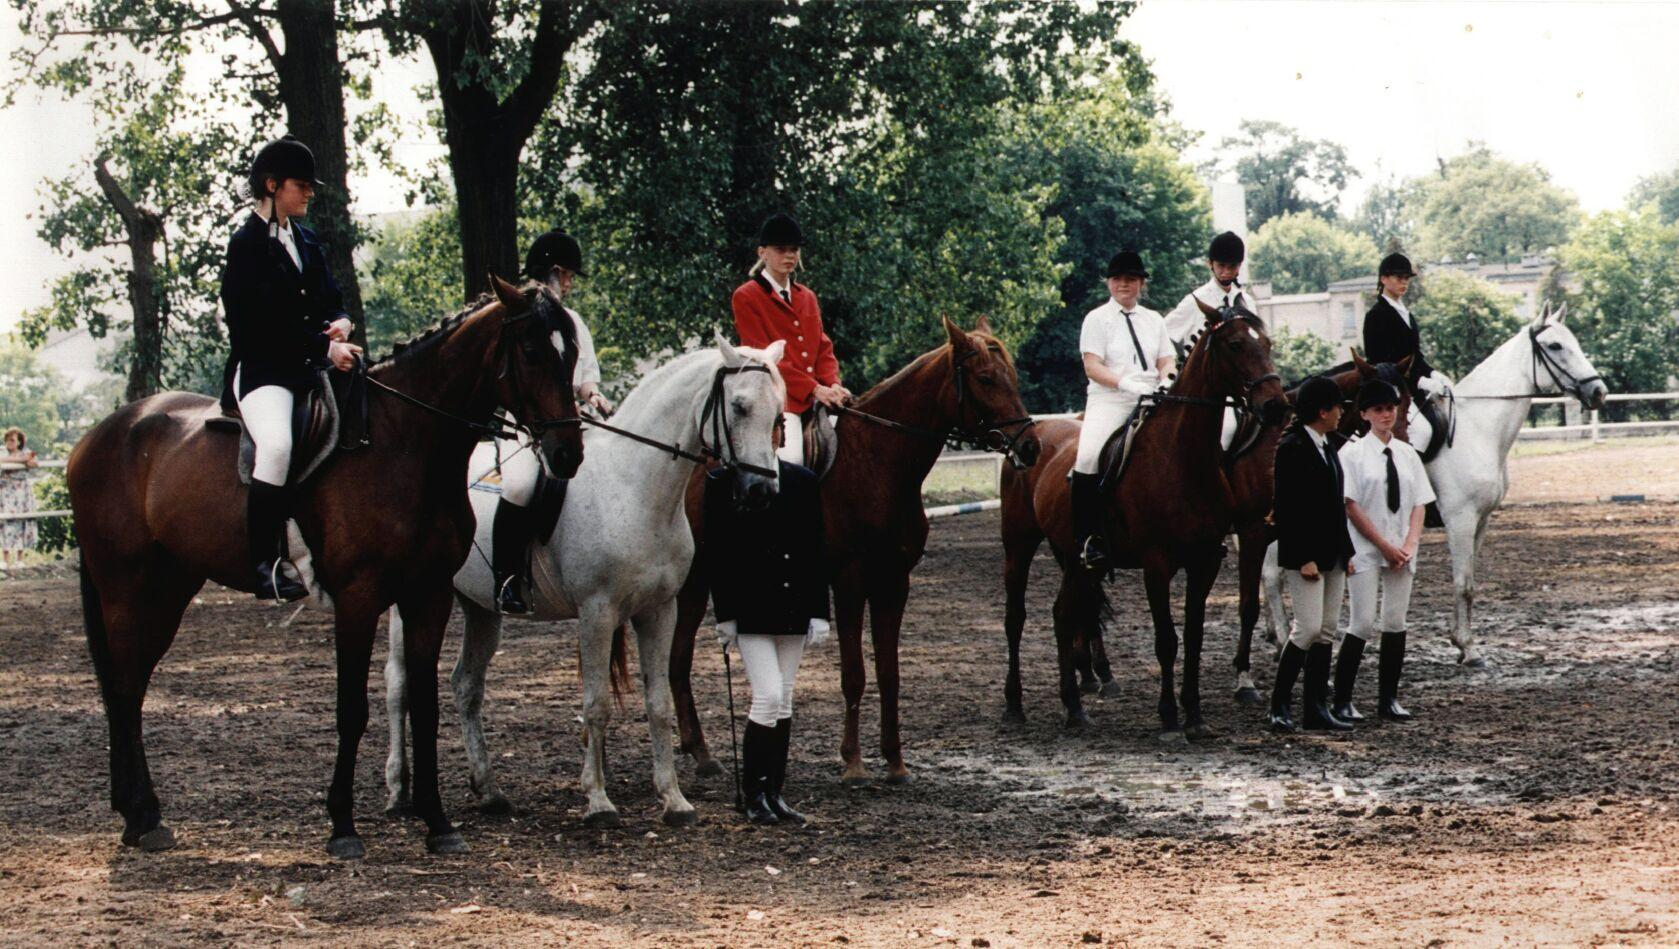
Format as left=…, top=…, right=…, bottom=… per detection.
left=490, top=274, right=584, bottom=478
left=1349, top=350, right=1415, bottom=441
left=1191, top=309, right=1289, bottom=426
left=713, top=333, right=786, bottom=511
left=943, top=315, right=1040, bottom=469
left=1529, top=303, right=1608, bottom=409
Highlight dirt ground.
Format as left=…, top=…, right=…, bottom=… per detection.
left=2, top=494, right=1677, bottom=946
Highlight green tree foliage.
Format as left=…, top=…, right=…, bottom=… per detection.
left=1559, top=208, right=1679, bottom=414
left=1627, top=165, right=1679, bottom=226
left=360, top=206, right=470, bottom=358
left=1248, top=212, right=1377, bottom=295
left=535, top=1, right=1138, bottom=393
left=1413, top=144, right=1579, bottom=263
left=0, top=340, right=63, bottom=452
left=1409, top=270, right=1525, bottom=380
left=1269, top=325, right=1340, bottom=387
left=20, top=68, right=245, bottom=397
left=1354, top=175, right=1418, bottom=251
left=1213, top=119, right=1355, bottom=230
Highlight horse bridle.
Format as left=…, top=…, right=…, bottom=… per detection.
left=1152, top=314, right=1283, bottom=413
left=573, top=362, right=780, bottom=479
left=831, top=344, right=1038, bottom=463
left=1528, top=323, right=1601, bottom=405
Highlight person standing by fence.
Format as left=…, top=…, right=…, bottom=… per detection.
left=1, top=427, right=40, bottom=569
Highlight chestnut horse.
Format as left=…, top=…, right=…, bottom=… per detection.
left=68, top=277, right=582, bottom=858
left=999, top=310, right=1287, bottom=738
left=671, top=316, right=1041, bottom=785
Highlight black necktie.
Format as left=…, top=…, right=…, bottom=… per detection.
left=1384, top=446, right=1400, bottom=513
left=1121, top=310, right=1148, bottom=370
left=780, top=288, right=791, bottom=305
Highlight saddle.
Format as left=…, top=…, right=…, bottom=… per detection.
left=1094, top=398, right=1155, bottom=491
left=204, top=366, right=369, bottom=486
left=800, top=405, right=840, bottom=481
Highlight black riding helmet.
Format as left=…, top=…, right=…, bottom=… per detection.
left=1295, top=375, right=1343, bottom=421
left=1356, top=378, right=1402, bottom=412
left=249, top=135, right=323, bottom=189
left=1379, top=252, right=1417, bottom=278
left=1208, top=231, right=1245, bottom=265
left=758, top=212, right=805, bottom=247
left=1104, top=249, right=1148, bottom=279
left=525, top=230, right=586, bottom=279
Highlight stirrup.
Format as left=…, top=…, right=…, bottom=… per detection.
left=1078, top=537, right=1108, bottom=574
left=496, top=575, right=531, bottom=615
left=256, top=559, right=307, bottom=602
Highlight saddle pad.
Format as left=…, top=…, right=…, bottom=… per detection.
left=203, top=370, right=341, bottom=486
left=1096, top=399, right=1152, bottom=490
left=801, top=405, right=839, bottom=481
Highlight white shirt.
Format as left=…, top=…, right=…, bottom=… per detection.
left=1163, top=278, right=1259, bottom=347
left=1304, top=425, right=1331, bottom=465
left=1080, top=299, right=1173, bottom=399
left=1383, top=293, right=1413, bottom=328
left=565, top=305, right=602, bottom=388
left=761, top=269, right=793, bottom=302
left=1341, top=432, right=1435, bottom=572
left=255, top=209, right=303, bottom=271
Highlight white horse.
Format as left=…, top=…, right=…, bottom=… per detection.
left=383, top=336, right=787, bottom=827
left=1262, top=305, right=1608, bottom=665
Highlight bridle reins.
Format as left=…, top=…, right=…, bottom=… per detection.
left=830, top=343, right=1038, bottom=460
left=1430, top=324, right=1602, bottom=406
left=571, top=363, right=780, bottom=479
left=1150, top=314, right=1284, bottom=413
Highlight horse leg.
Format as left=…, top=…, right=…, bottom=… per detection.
left=451, top=594, right=510, bottom=814
left=1261, top=540, right=1287, bottom=649
left=1089, top=623, right=1119, bottom=698
left=83, top=561, right=194, bottom=852
left=836, top=570, right=870, bottom=786
left=1232, top=527, right=1266, bottom=706
left=1446, top=509, right=1488, bottom=667
left=632, top=598, right=698, bottom=826
left=670, top=566, right=722, bottom=777
left=868, top=569, right=914, bottom=785
left=1182, top=550, right=1221, bottom=740
left=382, top=606, right=413, bottom=816
left=576, top=600, right=621, bottom=825
left=1050, top=575, right=1092, bottom=730
left=1001, top=533, right=1040, bottom=723
left=1142, top=557, right=1184, bottom=743
left=321, top=585, right=382, bottom=859
left=393, top=585, right=468, bottom=854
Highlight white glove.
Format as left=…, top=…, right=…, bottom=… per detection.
left=805, top=618, right=831, bottom=649
left=1417, top=372, right=1454, bottom=398
left=1118, top=375, right=1159, bottom=398
left=714, top=620, right=738, bottom=651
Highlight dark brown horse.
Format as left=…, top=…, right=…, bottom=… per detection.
left=1226, top=354, right=1412, bottom=704
left=69, top=276, right=583, bottom=858
left=671, top=316, right=1041, bottom=785
left=999, top=311, right=1288, bottom=738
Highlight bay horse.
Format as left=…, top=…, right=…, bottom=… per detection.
left=69, top=276, right=583, bottom=858
left=998, top=309, right=1287, bottom=738
left=383, top=337, right=786, bottom=826
left=671, top=316, right=1041, bottom=785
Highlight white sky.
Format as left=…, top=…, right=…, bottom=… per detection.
left=4, top=0, right=1678, bottom=331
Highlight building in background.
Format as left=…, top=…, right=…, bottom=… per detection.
left=31, top=327, right=121, bottom=391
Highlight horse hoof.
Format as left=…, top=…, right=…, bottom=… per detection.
left=694, top=758, right=726, bottom=779
left=1185, top=721, right=1218, bottom=741
left=662, top=807, right=699, bottom=828
left=426, top=831, right=470, bottom=855
left=122, top=825, right=177, bottom=852
left=1002, top=707, right=1027, bottom=725
left=1064, top=711, right=1091, bottom=731
left=477, top=794, right=513, bottom=816
left=1098, top=680, right=1121, bottom=699
left=1079, top=679, right=1100, bottom=696
left=885, top=768, right=913, bottom=786
left=1157, top=729, right=1188, bottom=747
left=1234, top=687, right=1264, bottom=707
left=1462, top=654, right=1487, bottom=669
left=326, top=835, right=365, bottom=861
left=582, top=809, right=621, bottom=829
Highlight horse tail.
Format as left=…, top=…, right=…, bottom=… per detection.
left=609, top=623, right=633, bottom=706
left=80, top=561, right=115, bottom=704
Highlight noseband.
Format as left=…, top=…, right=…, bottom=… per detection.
left=949, top=346, right=1037, bottom=458
left=1529, top=324, right=1601, bottom=405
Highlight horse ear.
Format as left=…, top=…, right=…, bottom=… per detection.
left=1352, top=349, right=1373, bottom=377
left=489, top=273, right=526, bottom=313
left=715, top=330, right=743, bottom=368
left=1193, top=296, right=1222, bottom=323
left=1397, top=354, right=1414, bottom=377
left=973, top=314, right=994, bottom=335
left=1553, top=302, right=1568, bottom=324
left=762, top=339, right=787, bottom=365
left=942, top=314, right=970, bottom=352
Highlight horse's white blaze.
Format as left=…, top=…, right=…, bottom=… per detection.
left=383, top=340, right=785, bottom=823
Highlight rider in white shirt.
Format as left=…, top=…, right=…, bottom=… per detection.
left=1164, top=231, right=1258, bottom=452
left=1071, top=250, right=1175, bottom=572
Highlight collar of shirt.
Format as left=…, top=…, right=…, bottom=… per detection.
left=762, top=270, right=792, bottom=299
left=253, top=209, right=302, bottom=267
left=1305, top=425, right=1330, bottom=461
left=1383, top=293, right=1411, bottom=322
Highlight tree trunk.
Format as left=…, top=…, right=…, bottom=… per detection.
left=93, top=157, right=164, bottom=403
left=271, top=0, right=367, bottom=345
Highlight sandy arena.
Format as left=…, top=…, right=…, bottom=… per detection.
left=0, top=444, right=1675, bottom=946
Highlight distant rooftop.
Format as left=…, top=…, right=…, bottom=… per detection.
left=1326, top=254, right=1555, bottom=293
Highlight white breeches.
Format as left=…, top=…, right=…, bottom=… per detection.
left=1285, top=567, right=1346, bottom=649
left=1346, top=566, right=1416, bottom=640
left=777, top=411, right=804, bottom=465
left=236, top=377, right=295, bottom=486
left=1074, top=393, right=1140, bottom=475
left=497, top=433, right=540, bottom=507
left=737, top=633, right=806, bottom=726
left=1406, top=401, right=1433, bottom=453
left=1220, top=407, right=1239, bottom=453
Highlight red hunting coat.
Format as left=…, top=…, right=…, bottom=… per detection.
left=732, top=274, right=840, bottom=415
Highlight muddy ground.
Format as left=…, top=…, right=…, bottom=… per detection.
left=1, top=499, right=1676, bottom=946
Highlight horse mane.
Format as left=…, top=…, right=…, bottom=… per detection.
left=854, top=328, right=1014, bottom=406
left=369, top=283, right=577, bottom=371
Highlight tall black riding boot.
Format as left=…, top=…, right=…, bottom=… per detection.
left=739, top=721, right=780, bottom=825
left=247, top=480, right=307, bottom=602
left=1332, top=635, right=1368, bottom=722
left=1302, top=643, right=1353, bottom=731
left=1269, top=641, right=1307, bottom=733
left=491, top=498, right=532, bottom=615
left=766, top=717, right=805, bottom=824
left=1070, top=471, right=1108, bottom=574
left=1377, top=632, right=1414, bottom=722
